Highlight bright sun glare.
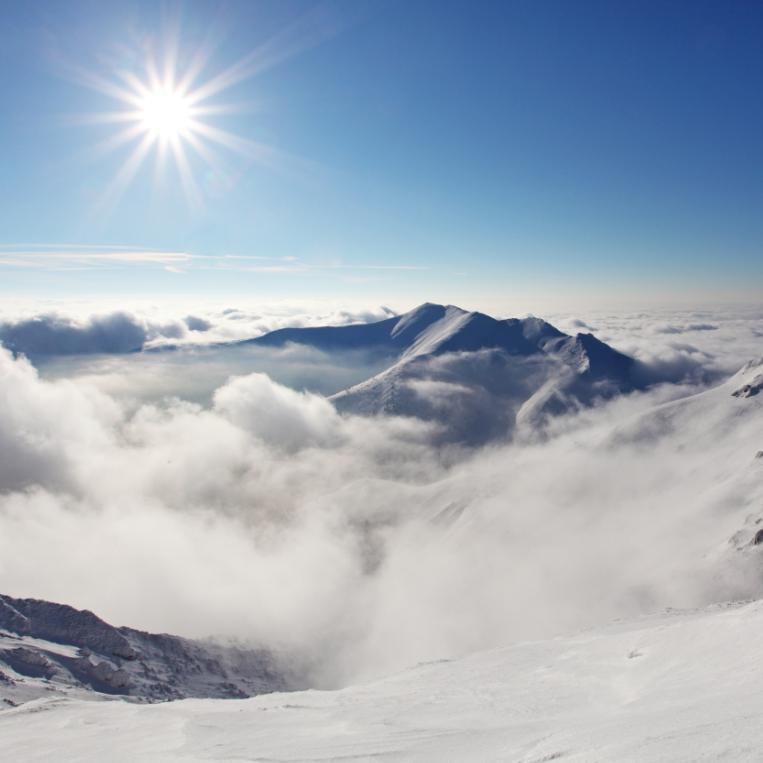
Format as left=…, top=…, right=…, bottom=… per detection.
left=139, top=88, right=193, bottom=139
left=75, top=29, right=279, bottom=210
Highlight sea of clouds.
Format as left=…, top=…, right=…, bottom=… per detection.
left=0, top=301, right=762, bottom=687
left=0, top=302, right=398, bottom=355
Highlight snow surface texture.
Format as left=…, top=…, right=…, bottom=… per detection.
left=0, top=595, right=288, bottom=707
left=3, top=599, right=763, bottom=761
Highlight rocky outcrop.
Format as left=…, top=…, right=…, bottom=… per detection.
left=0, top=593, right=291, bottom=704
left=732, top=373, right=763, bottom=399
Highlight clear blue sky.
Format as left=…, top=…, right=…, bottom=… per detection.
left=1, top=0, right=761, bottom=306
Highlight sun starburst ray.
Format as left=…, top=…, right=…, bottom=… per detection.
left=89, top=123, right=149, bottom=159
left=169, top=135, right=202, bottom=209
left=100, top=132, right=155, bottom=211
left=72, top=20, right=327, bottom=210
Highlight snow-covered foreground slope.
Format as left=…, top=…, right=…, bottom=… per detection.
left=4, top=599, right=763, bottom=761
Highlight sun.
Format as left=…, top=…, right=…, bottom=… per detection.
left=73, top=33, right=282, bottom=210
left=138, top=87, right=193, bottom=139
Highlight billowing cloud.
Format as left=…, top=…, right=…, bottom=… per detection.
left=0, top=312, right=150, bottom=355
left=213, top=372, right=343, bottom=451
left=549, top=306, right=763, bottom=380
left=184, top=315, right=212, bottom=332
left=653, top=322, right=719, bottom=334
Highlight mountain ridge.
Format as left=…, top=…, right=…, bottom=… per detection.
left=259, top=303, right=640, bottom=440
left=0, top=593, right=290, bottom=706
left=247, top=302, right=641, bottom=442
left=246, top=302, right=573, bottom=361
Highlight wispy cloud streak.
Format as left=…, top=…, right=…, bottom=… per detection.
left=0, top=246, right=428, bottom=275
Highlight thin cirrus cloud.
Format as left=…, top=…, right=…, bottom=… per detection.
left=0, top=245, right=192, bottom=270
left=0, top=245, right=427, bottom=275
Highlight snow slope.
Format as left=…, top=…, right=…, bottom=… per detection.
left=3, top=599, right=763, bottom=761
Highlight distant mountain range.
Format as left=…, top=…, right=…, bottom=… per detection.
left=246, top=303, right=642, bottom=442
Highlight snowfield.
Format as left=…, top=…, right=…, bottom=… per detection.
left=3, top=599, right=763, bottom=761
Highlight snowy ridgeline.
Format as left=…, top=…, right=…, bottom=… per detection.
left=3, top=599, right=763, bottom=761
left=0, top=594, right=291, bottom=706
left=248, top=303, right=642, bottom=442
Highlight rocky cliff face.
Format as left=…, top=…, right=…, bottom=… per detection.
left=0, top=594, right=290, bottom=706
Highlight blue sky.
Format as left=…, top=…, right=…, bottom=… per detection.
left=1, top=0, right=761, bottom=306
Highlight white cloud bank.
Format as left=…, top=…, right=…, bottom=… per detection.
left=0, top=302, right=398, bottom=355
left=548, top=305, right=763, bottom=378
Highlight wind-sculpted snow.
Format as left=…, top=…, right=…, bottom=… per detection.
left=1, top=335, right=762, bottom=688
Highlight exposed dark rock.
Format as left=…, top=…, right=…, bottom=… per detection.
left=0, top=593, right=292, bottom=704
left=732, top=374, right=763, bottom=399
left=1, top=647, right=56, bottom=679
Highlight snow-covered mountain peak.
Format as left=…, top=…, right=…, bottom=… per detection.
left=398, top=305, right=476, bottom=359
left=518, top=315, right=565, bottom=345
left=389, top=302, right=457, bottom=339
left=394, top=306, right=566, bottom=362
left=244, top=303, right=648, bottom=442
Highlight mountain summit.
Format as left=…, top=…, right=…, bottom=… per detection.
left=251, top=302, right=563, bottom=358
left=249, top=303, right=641, bottom=443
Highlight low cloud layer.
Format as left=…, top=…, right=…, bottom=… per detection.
left=1, top=304, right=762, bottom=686
left=0, top=312, right=150, bottom=355
left=0, top=304, right=398, bottom=357
left=550, top=305, right=763, bottom=381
